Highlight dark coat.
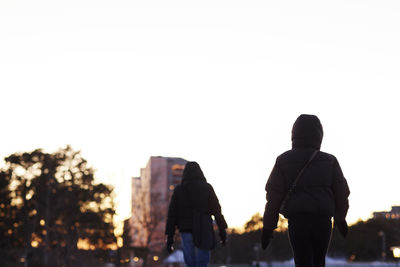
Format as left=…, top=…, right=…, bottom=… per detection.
left=165, top=162, right=227, bottom=238
left=263, top=115, right=350, bottom=230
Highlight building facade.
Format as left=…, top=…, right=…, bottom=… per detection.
left=127, top=156, right=187, bottom=255
left=373, top=206, right=400, bottom=219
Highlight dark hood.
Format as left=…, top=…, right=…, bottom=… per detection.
left=181, top=161, right=206, bottom=184
left=292, top=114, right=323, bottom=150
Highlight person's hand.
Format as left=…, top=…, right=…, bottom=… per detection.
left=219, top=229, right=227, bottom=246
left=166, top=236, right=174, bottom=254
left=261, top=228, right=273, bottom=250
left=166, top=243, right=174, bottom=254
left=335, top=220, right=348, bottom=237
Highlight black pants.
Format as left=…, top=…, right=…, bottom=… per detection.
left=288, top=214, right=332, bottom=267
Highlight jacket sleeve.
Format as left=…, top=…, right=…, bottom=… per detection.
left=263, top=158, right=286, bottom=230
left=165, top=188, right=178, bottom=238
left=331, top=157, right=350, bottom=221
left=208, top=185, right=228, bottom=232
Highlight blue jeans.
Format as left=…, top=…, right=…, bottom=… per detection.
left=181, top=232, right=211, bottom=267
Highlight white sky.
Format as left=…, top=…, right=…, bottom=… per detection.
left=1, top=0, right=400, bottom=231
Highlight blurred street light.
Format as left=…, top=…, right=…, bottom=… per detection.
left=392, top=247, right=400, bottom=267
left=117, top=237, right=123, bottom=248
left=393, top=247, right=400, bottom=258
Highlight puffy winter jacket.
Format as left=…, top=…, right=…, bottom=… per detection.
left=263, top=115, right=350, bottom=230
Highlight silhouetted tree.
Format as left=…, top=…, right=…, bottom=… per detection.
left=338, top=218, right=400, bottom=261
left=131, top=191, right=166, bottom=267
left=122, top=218, right=132, bottom=250
left=223, top=213, right=292, bottom=264
left=0, top=167, right=21, bottom=265
left=244, top=213, right=263, bottom=232
left=0, top=146, right=116, bottom=266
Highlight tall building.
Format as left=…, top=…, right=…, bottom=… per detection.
left=373, top=206, right=400, bottom=219
left=127, top=156, right=187, bottom=256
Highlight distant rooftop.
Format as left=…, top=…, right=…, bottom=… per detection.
left=151, top=156, right=188, bottom=161
left=373, top=206, right=400, bottom=219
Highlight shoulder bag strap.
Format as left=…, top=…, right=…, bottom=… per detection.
left=280, top=150, right=319, bottom=207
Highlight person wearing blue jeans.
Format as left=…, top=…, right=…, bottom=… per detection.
left=165, top=162, right=227, bottom=267
left=180, top=233, right=210, bottom=267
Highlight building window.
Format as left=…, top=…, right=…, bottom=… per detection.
left=172, top=164, right=185, bottom=177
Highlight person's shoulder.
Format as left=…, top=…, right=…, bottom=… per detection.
left=317, top=151, right=337, bottom=162
left=276, top=149, right=297, bottom=163
left=204, top=182, right=215, bottom=191
left=277, top=150, right=293, bottom=159
left=276, top=149, right=337, bottom=164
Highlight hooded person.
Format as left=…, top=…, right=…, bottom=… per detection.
left=165, top=161, right=227, bottom=267
left=261, top=114, right=350, bottom=267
